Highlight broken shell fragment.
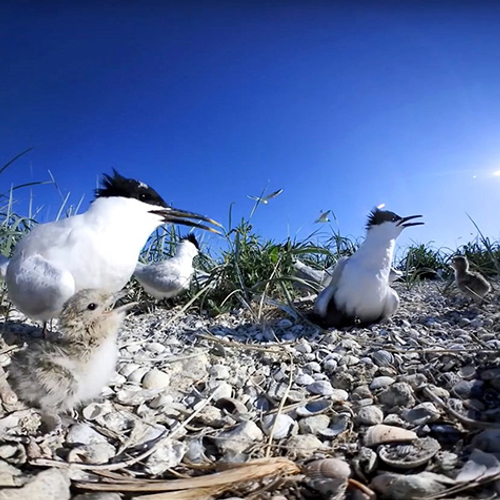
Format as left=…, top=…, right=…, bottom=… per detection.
left=363, top=424, right=417, bottom=447
left=378, top=437, right=441, bottom=469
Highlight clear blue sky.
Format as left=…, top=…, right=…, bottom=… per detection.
left=2, top=1, right=500, bottom=254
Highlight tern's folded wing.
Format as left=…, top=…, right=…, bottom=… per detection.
left=6, top=253, right=75, bottom=321
left=313, top=256, right=349, bottom=318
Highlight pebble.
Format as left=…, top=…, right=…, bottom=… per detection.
left=355, top=406, right=384, bottom=426
left=66, top=424, right=107, bottom=446
left=370, top=376, right=395, bottom=390
left=142, top=368, right=171, bottom=389
left=378, top=382, right=415, bottom=408
left=0, top=469, right=70, bottom=500
left=295, top=373, right=315, bottom=386
left=286, top=434, right=323, bottom=458
left=299, top=415, right=330, bottom=434
left=215, top=421, right=263, bottom=453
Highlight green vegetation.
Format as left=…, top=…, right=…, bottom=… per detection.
left=1, top=149, right=499, bottom=317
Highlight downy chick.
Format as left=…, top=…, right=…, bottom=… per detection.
left=8, top=288, right=136, bottom=430
left=452, top=255, right=491, bottom=303
left=313, top=208, right=424, bottom=328
left=134, top=234, right=199, bottom=300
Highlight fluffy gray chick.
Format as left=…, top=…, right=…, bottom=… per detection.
left=8, top=288, right=136, bottom=430
left=452, top=255, right=491, bottom=303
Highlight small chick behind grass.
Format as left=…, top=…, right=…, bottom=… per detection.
left=451, top=255, right=491, bottom=304
left=8, top=288, right=136, bottom=431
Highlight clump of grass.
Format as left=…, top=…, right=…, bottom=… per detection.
left=398, top=242, right=449, bottom=286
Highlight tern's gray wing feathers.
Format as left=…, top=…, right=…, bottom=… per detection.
left=313, top=256, right=349, bottom=319
left=134, top=260, right=192, bottom=299
left=6, top=254, right=75, bottom=321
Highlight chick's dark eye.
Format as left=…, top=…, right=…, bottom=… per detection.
left=87, top=303, right=97, bottom=310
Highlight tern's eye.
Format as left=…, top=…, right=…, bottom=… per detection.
left=87, top=303, right=97, bottom=311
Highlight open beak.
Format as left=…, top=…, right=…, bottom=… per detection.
left=398, top=214, right=424, bottom=228
left=106, top=291, right=138, bottom=314
left=150, top=208, right=222, bottom=234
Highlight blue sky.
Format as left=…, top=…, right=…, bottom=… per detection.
left=2, top=1, right=500, bottom=255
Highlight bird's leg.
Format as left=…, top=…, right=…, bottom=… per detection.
left=41, top=322, right=47, bottom=339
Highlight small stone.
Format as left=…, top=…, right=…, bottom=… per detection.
left=215, top=421, right=263, bottom=454
left=286, top=434, right=323, bottom=458
left=146, top=342, right=166, bottom=353
left=299, top=415, right=330, bottom=434
left=142, top=369, right=170, bottom=390
left=278, top=319, right=293, bottom=329
left=73, top=495, right=122, bottom=500
left=209, top=364, right=230, bottom=379
left=355, top=406, right=384, bottom=426
left=403, top=403, right=440, bottom=426
left=66, top=424, right=107, bottom=446
left=295, top=342, right=312, bottom=354
left=295, top=373, right=315, bottom=386
left=378, top=383, right=415, bottom=408
left=370, top=376, right=395, bottom=390
left=67, top=443, right=115, bottom=464
left=145, top=441, right=187, bottom=475
left=0, top=468, right=70, bottom=500
left=452, top=380, right=484, bottom=399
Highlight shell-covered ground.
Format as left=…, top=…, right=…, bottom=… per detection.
left=1, top=280, right=500, bottom=500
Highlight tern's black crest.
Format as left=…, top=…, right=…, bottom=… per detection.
left=181, top=233, right=200, bottom=250
left=95, top=170, right=168, bottom=208
left=366, top=209, right=402, bottom=229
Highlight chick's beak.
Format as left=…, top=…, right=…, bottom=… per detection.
left=150, top=207, right=222, bottom=234
left=399, top=215, right=424, bottom=228
left=106, top=291, right=138, bottom=314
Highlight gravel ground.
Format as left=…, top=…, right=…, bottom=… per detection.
left=1, top=280, right=500, bottom=500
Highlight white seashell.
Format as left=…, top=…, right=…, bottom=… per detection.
left=319, top=413, right=350, bottom=438
left=142, top=369, right=170, bottom=390
left=185, top=437, right=212, bottom=465
left=215, top=421, right=264, bottom=454
left=209, top=364, right=230, bottom=379
left=145, top=342, right=166, bottom=354
left=296, top=399, right=332, bottom=417
left=145, top=440, right=188, bottom=475
left=307, top=380, right=334, bottom=396
left=304, top=458, right=351, bottom=497
left=66, top=424, right=107, bottom=446
left=364, top=424, right=417, bottom=447
left=353, top=447, right=378, bottom=477
left=67, top=442, right=116, bottom=465
left=82, top=402, right=113, bottom=421
left=378, top=437, right=441, bottom=469
left=261, top=414, right=296, bottom=439
left=127, top=366, right=149, bottom=384
left=371, top=472, right=454, bottom=499
left=215, top=397, right=248, bottom=415
left=371, top=350, right=394, bottom=367
left=149, top=394, right=174, bottom=409
left=115, top=387, right=161, bottom=406
left=403, top=403, right=440, bottom=426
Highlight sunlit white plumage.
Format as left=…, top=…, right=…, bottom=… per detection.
left=6, top=171, right=220, bottom=322
left=294, top=258, right=402, bottom=292
left=0, top=255, right=9, bottom=280
left=315, top=210, right=332, bottom=223
left=313, top=209, right=424, bottom=328
left=247, top=188, right=283, bottom=205
left=134, top=234, right=199, bottom=300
